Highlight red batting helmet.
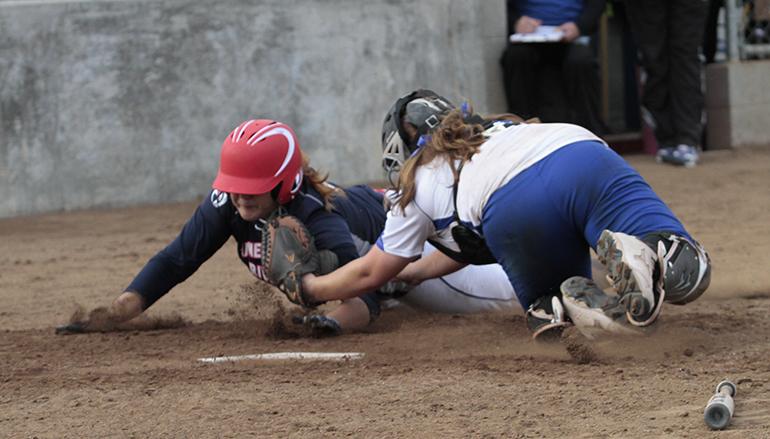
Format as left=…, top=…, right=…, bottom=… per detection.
left=212, top=119, right=304, bottom=204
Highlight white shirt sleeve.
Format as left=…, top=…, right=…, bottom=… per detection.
left=377, top=159, right=460, bottom=258
left=377, top=200, right=434, bottom=259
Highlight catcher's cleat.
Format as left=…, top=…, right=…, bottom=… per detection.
left=596, top=230, right=662, bottom=327
left=526, top=295, right=572, bottom=342
left=560, top=276, right=641, bottom=339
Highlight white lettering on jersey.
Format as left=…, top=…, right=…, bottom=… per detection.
left=248, top=262, right=269, bottom=281
left=240, top=241, right=262, bottom=259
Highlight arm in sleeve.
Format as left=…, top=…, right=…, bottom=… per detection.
left=576, top=0, right=606, bottom=36
left=126, top=198, right=231, bottom=309
left=303, top=208, right=360, bottom=267
left=303, top=206, right=409, bottom=303
left=304, top=245, right=412, bottom=302
left=376, top=201, right=435, bottom=259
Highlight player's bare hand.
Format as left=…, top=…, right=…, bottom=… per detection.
left=55, top=292, right=145, bottom=335
left=559, top=22, right=580, bottom=42
left=55, top=306, right=119, bottom=334
left=515, top=16, right=542, bottom=34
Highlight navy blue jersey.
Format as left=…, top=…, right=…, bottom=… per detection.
left=128, top=182, right=385, bottom=308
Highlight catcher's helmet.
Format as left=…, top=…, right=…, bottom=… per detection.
left=212, top=119, right=303, bottom=204
left=381, top=89, right=454, bottom=186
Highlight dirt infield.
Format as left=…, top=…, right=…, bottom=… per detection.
left=2, top=147, right=770, bottom=438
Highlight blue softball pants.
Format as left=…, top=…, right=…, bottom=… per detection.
left=481, top=140, right=689, bottom=309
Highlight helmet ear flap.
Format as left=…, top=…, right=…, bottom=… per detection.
left=270, top=182, right=282, bottom=203
left=290, top=170, right=303, bottom=195
left=268, top=170, right=303, bottom=204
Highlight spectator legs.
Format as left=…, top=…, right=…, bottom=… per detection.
left=500, top=43, right=542, bottom=119
left=625, top=0, right=675, bottom=146
left=625, top=0, right=708, bottom=147
left=501, top=42, right=603, bottom=134
left=669, top=0, right=708, bottom=146
left=563, top=43, right=604, bottom=135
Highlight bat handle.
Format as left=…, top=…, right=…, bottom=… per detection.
left=704, top=380, right=737, bottom=430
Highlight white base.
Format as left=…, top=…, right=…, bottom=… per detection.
left=198, top=352, right=364, bottom=363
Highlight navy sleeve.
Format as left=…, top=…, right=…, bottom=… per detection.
left=289, top=184, right=383, bottom=267
left=303, top=207, right=360, bottom=266
left=332, top=185, right=387, bottom=243
left=127, top=194, right=232, bottom=308
left=289, top=184, right=388, bottom=303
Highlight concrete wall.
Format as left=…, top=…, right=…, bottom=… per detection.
left=706, top=60, right=770, bottom=149
left=0, top=0, right=507, bottom=218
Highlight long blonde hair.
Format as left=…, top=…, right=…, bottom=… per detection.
left=301, top=152, right=342, bottom=210
left=395, top=107, right=523, bottom=210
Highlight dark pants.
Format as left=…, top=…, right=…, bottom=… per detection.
left=703, top=0, right=724, bottom=64
left=500, top=42, right=604, bottom=135
left=625, top=0, right=708, bottom=147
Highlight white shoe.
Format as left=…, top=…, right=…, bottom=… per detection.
left=656, top=144, right=699, bottom=168
left=560, top=276, right=641, bottom=339
left=596, top=230, right=663, bottom=326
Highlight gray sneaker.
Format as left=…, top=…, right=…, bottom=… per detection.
left=656, top=144, right=699, bottom=168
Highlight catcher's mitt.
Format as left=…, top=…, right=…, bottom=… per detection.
left=262, top=212, right=326, bottom=308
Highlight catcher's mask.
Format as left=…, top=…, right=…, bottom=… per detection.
left=381, top=89, right=454, bottom=187
left=212, top=119, right=304, bottom=204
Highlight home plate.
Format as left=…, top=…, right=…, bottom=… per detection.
left=198, top=352, right=365, bottom=363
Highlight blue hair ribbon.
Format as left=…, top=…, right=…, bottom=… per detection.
left=460, top=101, right=470, bottom=118
left=410, top=135, right=432, bottom=157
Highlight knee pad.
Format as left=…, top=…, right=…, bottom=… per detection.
left=641, top=232, right=711, bottom=305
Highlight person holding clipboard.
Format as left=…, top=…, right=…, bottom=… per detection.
left=500, top=0, right=606, bottom=135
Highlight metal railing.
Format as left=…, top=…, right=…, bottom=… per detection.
left=726, top=0, right=770, bottom=60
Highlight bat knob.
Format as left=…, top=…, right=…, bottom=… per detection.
left=704, top=402, right=731, bottom=430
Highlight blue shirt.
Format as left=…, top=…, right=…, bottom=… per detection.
left=518, top=0, right=582, bottom=26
